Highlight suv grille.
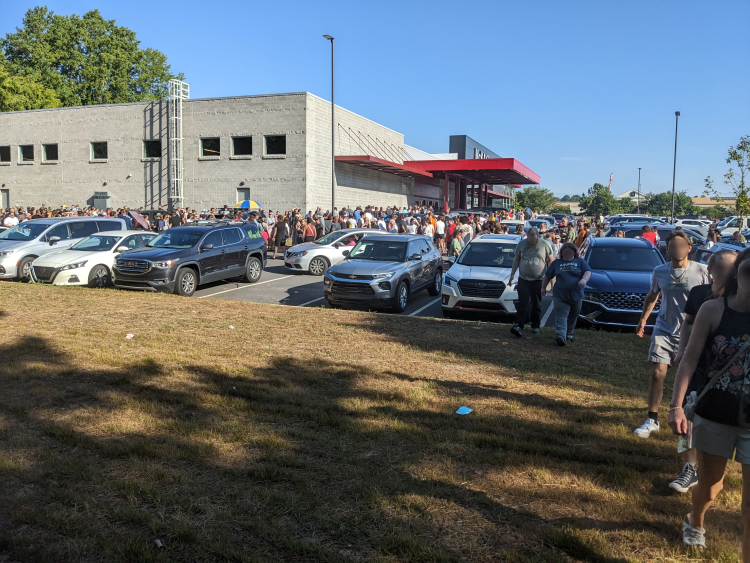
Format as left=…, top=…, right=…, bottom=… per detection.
left=117, top=259, right=150, bottom=274
left=599, top=292, right=661, bottom=311
left=33, top=266, right=55, bottom=281
left=458, top=279, right=506, bottom=298
left=331, top=281, right=375, bottom=295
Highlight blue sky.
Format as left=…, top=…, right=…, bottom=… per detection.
left=3, top=0, right=748, bottom=198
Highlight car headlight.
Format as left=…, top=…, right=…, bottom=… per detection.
left=0, top=250, right=15, bottom=257
left=583, top=292, right=601, bottom=302
left=444, top=273, right=458, bottom=286
left=151, top=260, right=178, bottom=269
left=61, top=261, right=88, bottom=271
left=373, top=271, right=396, bottom=279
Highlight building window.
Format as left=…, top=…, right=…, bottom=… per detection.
left=91, top=142, right=108, bottom=160
left=143, top=140, right=161, bottom=158
left=237, top=188, right=250, bottom=202
left=0, top=146, right=9, bottom=163
left=233, top=137, right=252, bottom=156
left=201, top=138, right=220, bottom=157
left=43, top=144, right=58, bottom=161
left=19, top=145, right=34, bottom=162
left=264, top=135, right=286, bottom=155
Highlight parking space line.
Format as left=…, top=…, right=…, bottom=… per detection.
left=407, top=298, right=441, bottom=317
left=299, top=296, right=325, bottom=307
left=540, top=301, right=554, bottom=326
left=197, top=275, right=294, bottom=298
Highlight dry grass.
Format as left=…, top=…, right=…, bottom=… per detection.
left=0, top=282, right=743, bottom=562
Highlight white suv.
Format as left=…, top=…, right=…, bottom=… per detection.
left=441, top=234, right=521, bottom=319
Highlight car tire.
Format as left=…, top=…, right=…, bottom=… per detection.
left=392, top=281, right=409, bottom=313
left=308, top=257, right=328, bottom=276
left=427, top=268, right=443, bottom=296
left=88, top=265, right=111, bottom=288
left=243, top=256, right=263, bottom=283
left=174, top=268, right=197, bottom=297
left=16, top=257, right=34, bottom=282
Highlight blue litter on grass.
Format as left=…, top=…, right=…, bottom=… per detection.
left=455, top=407, right=473, bottom=415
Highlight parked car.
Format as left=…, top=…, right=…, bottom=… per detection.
left=609, top=216, right=667, bottom=228
left=578, top=237, right=666, bottom=330
left=31, top=230, right=157, bottom=287
left=605, top=224, right=704, bottom=260
left=284, top=229, right=382, bottom=275
left=500, top=220, right=530, bottom=233
left=0, top=217, right=126, bottom=281
left=441, top=234, right=521, bottom=319
left=113, top=221, right=266, bottom=296
left=693, top=241, right=749, bottom=264
left=323, top=234, right=442, bottom=313
left=672, top=219, right=709, bottom=236
left=529, top=219, right=554, bottom=231
left=717, top=216, right=750, bottom=236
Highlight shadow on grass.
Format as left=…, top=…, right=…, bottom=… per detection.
left=0, top=334, right=727, bottom=563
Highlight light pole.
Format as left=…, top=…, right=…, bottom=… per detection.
left=323, top=35, right=335, bottom=211
left=637, top=167, right=641, bottom=214
left=670, top=111, right=680, bottom=222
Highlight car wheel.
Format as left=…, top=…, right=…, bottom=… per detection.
left=17, top=257, right=34, bottom=282
left=174, top=268, right=197, bottom=297
left=88, top=265, right=111, bottom=288
left=308, top=257, right=328, bottom=276
left=392, top=281, right=409, bottom=313
left=427, top=268, right=443, bottom=296
left=244, top=257, right=262, bottom=283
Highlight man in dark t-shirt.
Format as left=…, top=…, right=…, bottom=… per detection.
left=169, top=213, right=183, bottom=228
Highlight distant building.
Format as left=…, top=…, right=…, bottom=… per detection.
left=613, top=189, right=649, bottom=202
left=692, top=197, right=736, bottom=209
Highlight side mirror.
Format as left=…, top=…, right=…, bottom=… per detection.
left=410, top=253, right=422, bottom=261
left=49, top=236, right=60, bottom=245
left=200, top=243, right=213, bottom=251
left=115, top=246, right=129, bottom=253
left=342, top=250, right=350, bottom=257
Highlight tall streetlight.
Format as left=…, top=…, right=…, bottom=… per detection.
left=637, top=167, right=641, bottom=214
left=670, top=111, right=680, bottom=222
left=323, top=35, right=335, bottom=211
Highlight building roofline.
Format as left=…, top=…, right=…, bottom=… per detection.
left=305, top=92, right=402, bottom=136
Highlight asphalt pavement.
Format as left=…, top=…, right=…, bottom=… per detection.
left=194, top=256, right=557, bottom=325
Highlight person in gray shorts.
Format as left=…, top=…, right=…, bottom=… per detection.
left=634, top=231, right=709, bottom=439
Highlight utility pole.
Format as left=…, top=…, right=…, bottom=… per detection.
left=323, top=35, right=335, bottom=211
left=637, top=167, right=641, bottom=214
left=671, top=111, right=680, bottom=222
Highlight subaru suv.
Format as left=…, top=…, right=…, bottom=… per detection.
left=323, top=234, right=442, bottom=312
left=113, top=221, right=267, bottom=297
left=441, top=234, right=521, bottom=319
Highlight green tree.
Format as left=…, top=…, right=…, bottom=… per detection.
left=0, top=59, right=60, bottom=111
left=514, top=186, right=557, bottom=212
left=570, top=195, right=581, bottom=202
left=560, top=195, right=570, bottom=202
left=578, top=183, right=622, bottom=216
left=645, top=191, right=698, bottom=216
left=704, top=204, right=732, bottom=221
left=1, top=6, right=184, bottom=108
left=704, top=135, right=750, bottom=220
left=550, top=204, right=572, bottom=214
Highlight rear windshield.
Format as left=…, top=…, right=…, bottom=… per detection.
left=587, top=246, right=663, bottom=272
left=458, top=242, right=517, bottom=268
left=0, top=222, right=52, bottom=241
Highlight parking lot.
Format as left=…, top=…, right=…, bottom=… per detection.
left=194, top=256, right=557, bottom=325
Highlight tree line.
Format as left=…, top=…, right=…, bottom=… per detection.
left=0, top=6, right=183, bottom=112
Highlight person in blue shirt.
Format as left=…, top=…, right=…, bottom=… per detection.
left=541, top=242, right=592, bottom=346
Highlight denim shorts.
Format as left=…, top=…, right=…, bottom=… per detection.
left=693, top=414, right=750, bottom=464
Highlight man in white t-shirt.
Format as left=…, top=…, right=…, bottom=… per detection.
left=435, top=217, right=446, bottom=253
left=3, top=212, right=19, bottom=228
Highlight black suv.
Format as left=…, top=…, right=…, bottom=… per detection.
left=113, top=221, right=267, bottom=296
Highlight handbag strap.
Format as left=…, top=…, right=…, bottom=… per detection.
left=694, top=338, right=750, bottom=405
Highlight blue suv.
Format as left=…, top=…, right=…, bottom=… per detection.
left=577, top=237, right=665, bottom=330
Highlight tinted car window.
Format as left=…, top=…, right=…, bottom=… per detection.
left=148, top=230, right=205, bottom=249
left=587, top=246, right=663, bottom=272
left=96, top=220, right=123, bottom=232
left=222, top=228, right=243, bottom=245
left=46, top=223, right=71, bottom=241
left=243, top=222, right=262, bottom=238
left=459, top=242, right=516, bottom=267
left=348, top=240, right=407, bottom=262
left=202, top=231, right=224, bottom=248
left=70, top=221, right=99, bottom=238
left=418, top=239, right=431, bottom=254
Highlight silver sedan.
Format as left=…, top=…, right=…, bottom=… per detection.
left=284, top=228, right=383, bottom=276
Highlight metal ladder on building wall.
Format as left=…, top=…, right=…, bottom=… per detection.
left=168, top=79, right=190, bottom=209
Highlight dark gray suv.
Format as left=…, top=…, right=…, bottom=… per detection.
left=323, top=234, right=442, bottom=313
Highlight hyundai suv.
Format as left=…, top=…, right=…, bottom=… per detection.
left=113, top=221, right=267, bottom=296
left=323, top=234, right=442, bottom=312
left=441, top=234, right=521, bottom=319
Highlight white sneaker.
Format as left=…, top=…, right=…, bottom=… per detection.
left=634, top=418, right=660, bottom=438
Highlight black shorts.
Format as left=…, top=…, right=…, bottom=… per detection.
left=436, top=233, right=445, bottom=239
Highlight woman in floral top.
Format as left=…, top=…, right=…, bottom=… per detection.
left=669, top=247, right=750, bottom=553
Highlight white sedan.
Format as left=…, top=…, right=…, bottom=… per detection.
left=31, top=230, right=156, bottom=287
left=284, top=229, right=379, bottom=275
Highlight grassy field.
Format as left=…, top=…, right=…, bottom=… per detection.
left=0, top=282, right=744, bottom=562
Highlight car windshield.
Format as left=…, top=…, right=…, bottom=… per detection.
left=70, top=235, right=122, bottom=252
left=347, top=240, right=407, bottom=262
left=458, top=242, right=517, bottom=268
left=314, top=231, right=349, bottom=245
left=587, top=246, right=663, bottom=272
left=147, top=230, right=204, bottom=249
left=0, top=222, right=52, bottom=241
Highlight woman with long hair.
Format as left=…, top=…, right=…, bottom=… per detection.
left=669, top=247, right=750, bottom=553
left=705, top=231, right=719, bottom=249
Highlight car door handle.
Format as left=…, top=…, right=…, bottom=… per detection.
left=221, top=249, right=226, bottom=254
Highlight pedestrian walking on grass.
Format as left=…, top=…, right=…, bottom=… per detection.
left=668, top=247, right=750, bottom=553
left=634, top=231, right=710, bottom=439
left=541, top=242, right=591, bottom=346
left=508, top=227, right=554, bottom=337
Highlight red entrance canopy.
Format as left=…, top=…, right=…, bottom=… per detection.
left=404, top=158, right=540, bottom=185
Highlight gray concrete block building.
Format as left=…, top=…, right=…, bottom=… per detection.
left=0, top=90, right=539, bottom=211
